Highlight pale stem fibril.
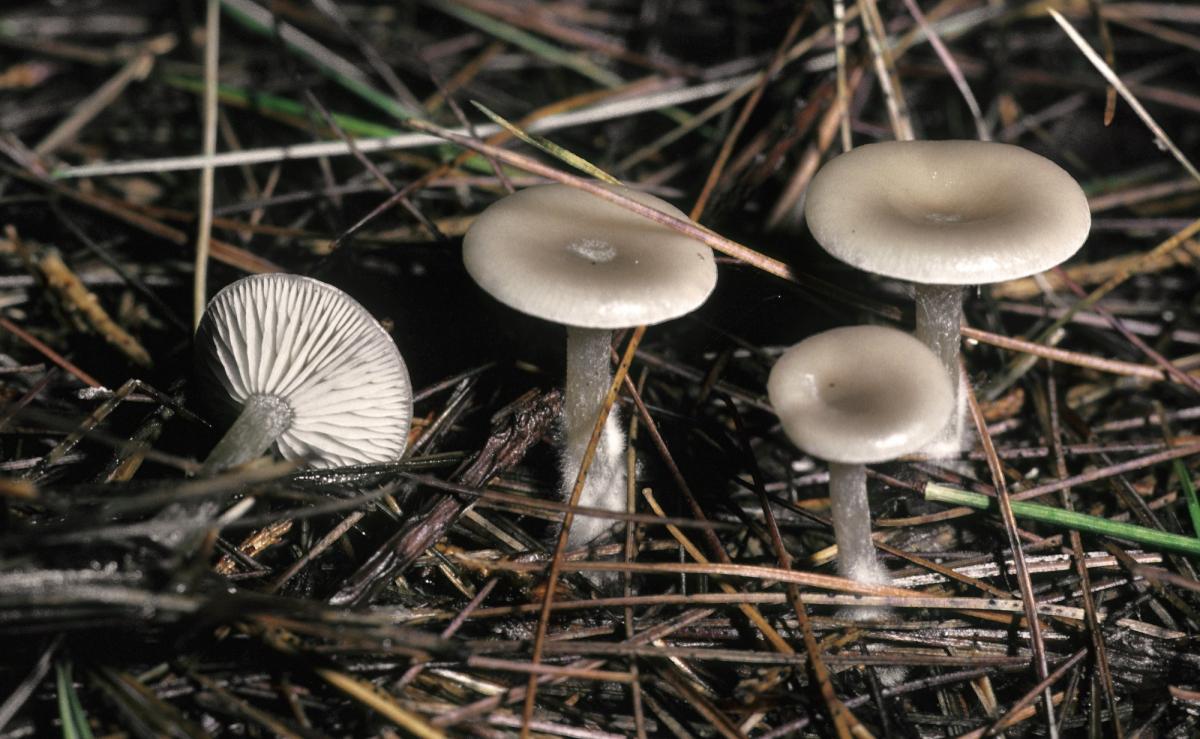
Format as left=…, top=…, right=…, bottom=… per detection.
left=828, top=461, right=889, bottom=585
left=200, top=393, right=294, bottom=475
left=562, top=326, right=627, bottom=548
left=915, top=283, right=966, bottom=452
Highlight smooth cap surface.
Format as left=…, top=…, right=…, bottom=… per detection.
left=805, top=141, right=1091, bottom=285
left=195, top=274, right=412, bottom=468
left=767, top=325, right=954, bottom=464
left=463, top=184, right=717, bottom=329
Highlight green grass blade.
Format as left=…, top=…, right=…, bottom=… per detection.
left=159, top=74, right=496, bottom=174
left=55, top=661, right=95, bottom=739
left=925, top=482, right=1200, bottom=557
left=471, top=101, right=620, bottom=184
left=219, top=0, right=418, bottom=120
left=423, top=0, right=624, bottom=89
left=423, top=0, right=695, bottom=128
left=164, top=74, right=402, bottom=138
left=1174, top=459, right=1200, bottom=538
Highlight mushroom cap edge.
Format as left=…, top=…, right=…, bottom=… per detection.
left=804, top=140, right=1091, bottom=286
left=463, top=183, right=718, bottom=329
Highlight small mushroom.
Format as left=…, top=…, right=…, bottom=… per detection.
left=768, top=326, right=953, bottom=587
left=464, top=183, right=717, bottom=548
left=195, top=273, right=413, bottom=473
left=804, top=141, right=1090, bottom=453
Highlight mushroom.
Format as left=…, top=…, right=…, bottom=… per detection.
left=463, top=183, right=717, bottom=548
left=767, top=325, right=953, bottom=587
left=195, top=273, right=413, bottom=473
left=804, top=140, right=1090, bottom=453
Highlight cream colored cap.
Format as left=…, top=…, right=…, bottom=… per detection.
left=463, top=184, right=717, bottom=329
left=195, top=274, right=413, bottom=468
left=767, top=325, right=953, bottom=464
left=805, top=141, right=1091, bottom=285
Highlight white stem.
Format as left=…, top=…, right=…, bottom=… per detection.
left=915, top=283, right=967, bottom=455
left=562, top=326, right=626, bottom=549
left=151, top=394, right=292, bottom=549
left=828, top=462, right=888, bottom=585
left=201, top=394, right=293, bottom=474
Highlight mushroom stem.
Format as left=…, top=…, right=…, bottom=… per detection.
left=201, top=393, right=294, bottom=475
left=562, top=326, right=627, bottom=548
left=914, top=283, right=966, bottom=454
left=828, top=462, right=889, bottom=585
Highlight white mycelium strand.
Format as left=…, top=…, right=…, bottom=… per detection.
left=197, top=274, right=412, bottom=468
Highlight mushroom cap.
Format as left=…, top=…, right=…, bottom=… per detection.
left=463, top=184, right=717, bottom=329
left=767, top=325, right=954, bottom=464
left=195, top=273, right=412, bottom=468
left=804, top=141, right=1091, bottom=285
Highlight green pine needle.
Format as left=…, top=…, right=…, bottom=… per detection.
left=471, top=101, right=621, bottom=184
left=55, top=661, right=95, bottom=739
left=925, top=483, right=1200, bottom=557
left=1174, top=459, right=1200, bottom=538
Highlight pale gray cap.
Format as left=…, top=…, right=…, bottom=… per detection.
left=463, top=184, right=717, bottom=329
left=767, top=325, right=953, bottom=464
left=805, top=141, right=1091, bottom=285
left=195, top=274, right=412, bottom=468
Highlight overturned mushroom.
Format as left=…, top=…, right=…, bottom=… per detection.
left=195, top=273, right=413, bottom=472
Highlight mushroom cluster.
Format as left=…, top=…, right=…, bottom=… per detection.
left=805, top=141, right=1091, bottom=453
left=179, top=141, right=1087, bottom=599
left=464, top=183, right=717, bottom=548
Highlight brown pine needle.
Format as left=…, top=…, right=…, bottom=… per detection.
left=1049, top=8, right=1200, bottom=183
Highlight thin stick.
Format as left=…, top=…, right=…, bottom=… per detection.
left=857, top=0, right=914, bottom=140
left=964, top=377, right=1057, bottom=736
left=193, top=0, right=220, bottom=330
left=899, top=0, right=989, bottom=140
left=970, top=649, right=1088, bottom=738
left=1053, top=267, right=1200, bottom=394
left=315, top=668, right=444, bottom=739
left=1, top=164, right=282, bottom=274
left=962, top=326, right=1174, bottom=381
left=639, top=488, right=795, bottom=658
left=394, top=578, right=499, bottom=690
left=726, top=399, right=860, bottom=738
left=623, top=371, right=646, bottom=739
left=34, top=35, right=173, bottom=155
left=833, top=0, right=852, bottom=151
left=0, top=315, right=101, bottom=388
left=1043, top=372, right=1123, bottom=737
left=441, top=589, right=1089, bottom=621
left=619, top=377, right=799, bottom=653
left=53, top=75, right=751, bottom=178
left=1049, top=8, right=1200, bottom=183
left=690, top=9, right=807, bottom=221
